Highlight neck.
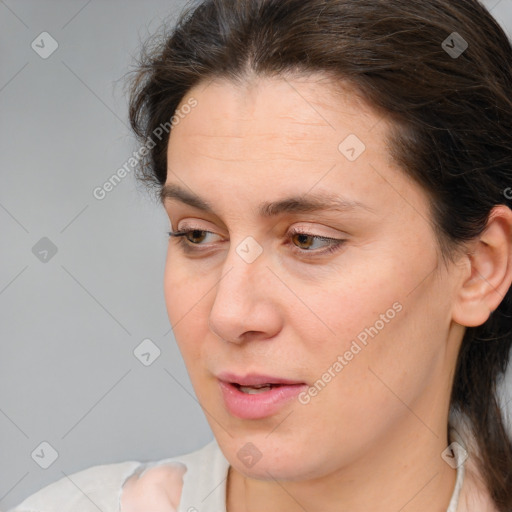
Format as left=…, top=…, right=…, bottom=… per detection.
left=226, top=412, right=457, bottom=512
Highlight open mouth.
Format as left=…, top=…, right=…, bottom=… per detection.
left=232, top=383, right=283, bottom=394
left=218, top=378, right=308, bottom=419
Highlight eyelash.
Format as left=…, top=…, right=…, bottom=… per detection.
left=166, top=227, right=345, bottom=257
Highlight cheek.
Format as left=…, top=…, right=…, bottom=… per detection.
left=294, top=249, right=447, bottom=405
left=163, top=249, right=184, bottom=326
left=293, top=257, right=405, bottom=355
left=307, top=273, right=450, bottom=425
left=163, top=249, right=199, bottom=346
left=163, top=248, right=214, bottom=365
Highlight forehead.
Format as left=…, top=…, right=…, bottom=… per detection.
left=166, top=76, right=396, bottom=199
left=167, top=75, right=385, bottom=154
left=163, top=75, right=425, bottom=219
left=162, top=76, right=435, bottom=245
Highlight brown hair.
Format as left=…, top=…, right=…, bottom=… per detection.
left=127, top=0, right=512, bottom=508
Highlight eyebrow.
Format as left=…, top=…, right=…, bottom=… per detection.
left=160, top=183, right=375, bottom=217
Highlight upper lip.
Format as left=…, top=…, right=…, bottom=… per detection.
left=217, top=371, right=306, bottom=386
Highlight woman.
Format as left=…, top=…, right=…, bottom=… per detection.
left=9, top=0, right=512, bottom=511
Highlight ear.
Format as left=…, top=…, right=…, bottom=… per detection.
left=452, top=205, right=512, bottom=327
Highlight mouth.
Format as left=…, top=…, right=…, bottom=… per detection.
left=217, top=371, right=306, bottom=388
left=216, top=372, right=308, bottom=419
left=233, top=383, right=280, bottom=394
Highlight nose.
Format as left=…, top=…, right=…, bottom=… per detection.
left=207, top=242, right=283, bottom=345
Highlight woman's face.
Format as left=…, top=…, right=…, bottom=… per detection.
left=162, top=75, right=464, bottom=480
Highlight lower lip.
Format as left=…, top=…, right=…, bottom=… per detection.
left=218, top=380, right=307, bottom=420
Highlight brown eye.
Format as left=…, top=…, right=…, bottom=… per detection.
left=292, top=233, right=315, bottom=249
left=168, top=228, right=223, bottom=252
left=186, top=230, right=208, bottom=244
left=287, top=228, right=346, bottom=256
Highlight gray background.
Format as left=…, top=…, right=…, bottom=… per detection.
left=1, top=0, right=511, bottom=509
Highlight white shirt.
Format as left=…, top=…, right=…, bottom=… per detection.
left=6, top=410, right=495, bottom=512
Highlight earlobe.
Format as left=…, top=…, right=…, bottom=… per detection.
left=452, top=205, right=512, bottom=328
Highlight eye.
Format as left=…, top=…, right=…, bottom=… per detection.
left=167, top=226, right=346, bottom=257
left=287, top=228, right=346, bottom=256
left=167, top=228, right=222, bottom=253
left=169, top=229, right=218, bottom=244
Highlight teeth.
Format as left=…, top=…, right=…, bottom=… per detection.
left=238, top=384, right=273, bottom=394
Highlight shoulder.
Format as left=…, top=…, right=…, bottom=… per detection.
left=121, top=439, right=229, bottom=511
left=6, top=440, right=227, bottom=512
left=458, top=461, right=500, bottom=512
left=7, top=460, right=142, bottom=512
left=448, top=408, right=500, bottom=512
left=120, top=461, right=186, bottom=511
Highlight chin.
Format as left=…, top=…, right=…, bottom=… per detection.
left=217, top=432, right=325, bottom=481
left=231, top=454, right=304, bottom=481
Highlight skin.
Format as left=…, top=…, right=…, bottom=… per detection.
left=121, top=75, right=512, bottom=512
